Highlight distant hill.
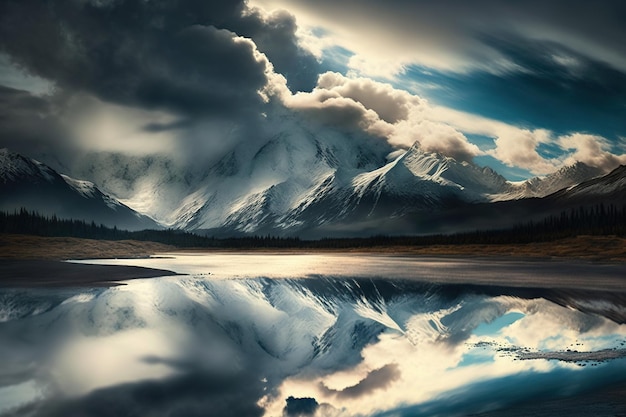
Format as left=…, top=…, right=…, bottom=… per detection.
left=0, top=149, right=159, bottom=231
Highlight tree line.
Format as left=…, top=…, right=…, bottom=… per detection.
left=0, top=208, right=217, bottom=247
left=1, top=204, right=625, bottom=249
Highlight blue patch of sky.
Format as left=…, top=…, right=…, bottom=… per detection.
left=536, top=142, right=565, bottom=160
left=613, top=139, right=626, bottom=154
left=309, top=26, right=329, bottom=38
left=465, top=134, right=495, bottom=151
left=318, top=45, right=353, bottom=75
left=373, top=362, right=626, bottom=417
left=457, top=350, right=495, bottom=368
left=473, top=312, right=525, bottom=337
left=400, top=63, right=626, bottom=142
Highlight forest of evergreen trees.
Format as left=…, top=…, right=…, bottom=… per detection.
left=1, top=205, right=625, bottom=249
left=0, top=208, right=218, bottom=247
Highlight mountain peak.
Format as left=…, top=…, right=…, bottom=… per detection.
left=404, top=141, right=454, bottom=162
left=0, top=149, right=158, bottom=230
left=546, top=162, right=626, bottom=203
left=552, top=161, right=599, bottom=177
left=0, top=148, right=58, bottom=184
left=610, top=164, right=626, bottom=175
left=540, top=161, right=604, bottom=189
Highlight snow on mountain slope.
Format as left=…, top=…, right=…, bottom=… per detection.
left=196, top=127, right=385, bottom=232
left=212, top=144, right=612, bottom=236
left=66, top=112, right=394, bottom=232
left=492, top=162, right=604, bottom=201
left=61, top=175, right=124, bottom=210
left=208, top=142, right=520, bottom=235
left=67, top=152, right=199, bottom=226
left=546, top=164, right=626, bottom=203
left=46, top=106, right=609, bottom=236
left=351, top=143, right=510, bottom=207
left=0, top=149, right=159, bottom=230
left=211, top=140, right=490, bottom=233
left=348, top=150, right=463, bottom=215
left=0, top=148, right=57, bottom=184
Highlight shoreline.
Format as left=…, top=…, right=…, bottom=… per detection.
left=4, top=233, right=626, bottom=263
left=0, top=259, right=177, bottom=288
left=1, top=250, right=625, bottom=323
left=1, top=233, right=625, bottom=289
left=168, top=234, right=626, bottom=264
left=1, top=252, right=625, bottom=292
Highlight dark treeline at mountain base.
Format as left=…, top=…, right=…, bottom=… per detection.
left=1, top=205, right=626, bottom=249
left=0, top=208, right=215, bottom=247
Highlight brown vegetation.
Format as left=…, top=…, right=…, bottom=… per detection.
left=1, top=233, right=625, bottom=262
left=0, top=234, right=176, bottom=260
left=345, top=235, right=626, bottom=262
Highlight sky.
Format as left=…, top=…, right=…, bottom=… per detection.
left=0, top=0, right=625, bottom=180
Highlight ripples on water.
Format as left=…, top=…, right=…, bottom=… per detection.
left=1, top=254, right=626, bottom=417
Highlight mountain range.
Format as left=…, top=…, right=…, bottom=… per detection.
left=0, top=149, right=158, bottom=231
left=1, top=131, right=622, bottom=237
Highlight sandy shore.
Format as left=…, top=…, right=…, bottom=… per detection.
left=0, top=260, right=177, bottom=288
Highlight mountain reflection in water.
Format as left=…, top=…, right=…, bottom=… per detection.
left=1, top=254, right=626, bottom=417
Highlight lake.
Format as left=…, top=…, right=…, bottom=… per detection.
left=1, top=253, right=626, bottom=416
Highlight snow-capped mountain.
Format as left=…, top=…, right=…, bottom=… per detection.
left=546, top=164, right=626, bottom=204
left=253, top=142, right=512, bottom=236
left=66, top=152, right=202, bottom=226
left=405, top=163, right=626, bottom=236
left=191, top=140, right=612, bottom=237
left=68, top=114, right=393, bottom=233
left=60, top=131, right=608, bottom=237
left=0, top=149, right=159, bottom=230
left=180, top=138, right=518, bottom=235
left=492, top=162, right=604, bottom=201
left=22, top=106, right=611, bottom=237
left=346, top=142, right=509, bottom=208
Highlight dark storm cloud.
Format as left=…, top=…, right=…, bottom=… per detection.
left=30, top=371, right=266, bottom=417
left=283, top=396, right=319, bottom=416
left=0, top=85, right=48, bottom=115
left=319, top=363, right=401, bottom=399
left=266, top=0, right=626, bottom=70
left=0, top=0, right=319, bottom=116
left=0, top=86, right=73, bottom=157
left=235, top=8, right=320, bottom=92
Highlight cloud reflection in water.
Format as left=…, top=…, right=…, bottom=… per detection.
left=1, top=256, right=626, bottom=416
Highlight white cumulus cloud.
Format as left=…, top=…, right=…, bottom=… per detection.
left=559, top=133, right=626, bottom=171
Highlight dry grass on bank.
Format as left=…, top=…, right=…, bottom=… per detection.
left=1, top=233, right=625, bottom=262
left=0, top=234, right=176, bottom=260
left=348, top=235, right=626, bottom=262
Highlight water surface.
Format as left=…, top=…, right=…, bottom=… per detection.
left=1, top=254, right=625, bottom=416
